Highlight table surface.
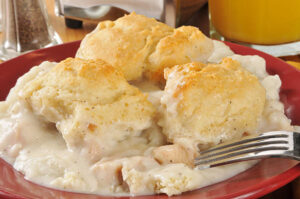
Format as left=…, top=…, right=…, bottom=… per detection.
left=1, top=0, right=300, bottom=198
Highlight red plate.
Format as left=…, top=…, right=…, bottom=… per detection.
left=0, top=41, right=300, bottom=199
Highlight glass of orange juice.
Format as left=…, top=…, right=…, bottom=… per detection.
left=209, top=0, right=300, bottom=56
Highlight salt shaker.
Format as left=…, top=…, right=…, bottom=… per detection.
left=0, top=0, right=62, bottom=60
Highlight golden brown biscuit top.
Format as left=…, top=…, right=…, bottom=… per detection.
left=76, top=13, right=213, bottom=83
left=22, top=58, right=134, bottom=111
left=20, top=58, right=156, bottom=161
left=147, top=26, right=213, bottom=82
left=161, top=58, right=266, bottom=147
left=76, top=12, right=174, bottom=81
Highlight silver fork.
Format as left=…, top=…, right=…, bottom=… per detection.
left=194, top=131, right=300, bottom=169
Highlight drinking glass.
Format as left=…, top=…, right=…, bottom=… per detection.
left=209, top=0, right=300, bottom=57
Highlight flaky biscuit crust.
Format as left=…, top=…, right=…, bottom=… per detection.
left=160, top=58, right=266, bottom=148
left=76, top=13, right=213, bottom=83
left=21, top=58, right=156, bottom=161
left=76, top=13, right=173, bottom=81
left=147, top=26, right=213, bottom=82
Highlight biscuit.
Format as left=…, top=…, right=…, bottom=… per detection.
left=20, top=58, right=156, bottom=161
left=76, top=13, right=213, bottom=83
left=160, top=58, right=266, bottom=148
left=76, top=12, right=173, bottom=81
left=147, top=26, right=214, bottom=82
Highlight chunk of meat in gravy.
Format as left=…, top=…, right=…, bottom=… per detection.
left=91, top=156, right=161, bottom=193
left=91, top=159, right=128, bottom=192
left=152, top=144, right=195, bottom=167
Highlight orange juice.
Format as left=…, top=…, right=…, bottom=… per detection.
left=209, top=0, right=300, bottom=45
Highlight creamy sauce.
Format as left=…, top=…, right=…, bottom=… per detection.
left=0, top=41, right=293, bottom=196
left=0, top=99, right=258, bottom=196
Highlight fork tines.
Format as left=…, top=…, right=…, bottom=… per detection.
left=194, top=131, right=291, bottom=169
